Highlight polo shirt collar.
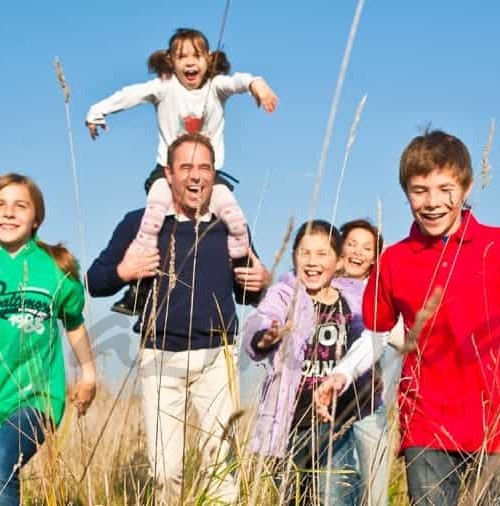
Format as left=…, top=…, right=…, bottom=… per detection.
left=408, top=210, right=478, bottom=252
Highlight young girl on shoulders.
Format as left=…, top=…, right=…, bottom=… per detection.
left=86, top=28, right=278, bottom=314
left=0, top=173, right=96, bottom=504
left=243, top=220, right=382, bottom=505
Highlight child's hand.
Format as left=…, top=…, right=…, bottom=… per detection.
left=72, top=370, right=96, bottom=417
left=257, top=319, right=292, bottom=349
left=249, top=78, right=278, bottom=113
left=86, top=121, right=106, bottom=140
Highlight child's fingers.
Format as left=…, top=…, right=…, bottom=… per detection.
left=314, top=385, right=333, bottom=422
left=73, top=388, right=93, bottom=416
left=257, top=332, right=280, bottom=349
left=263, top=94, right=278, bottom=113
left=88, top=125, right=98, bottom=139
left=256, top=320, right=286, bottom=349
left=87, top=122, right=106, bottom=140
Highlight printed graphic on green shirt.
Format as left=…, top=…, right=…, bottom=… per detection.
left=0, top=280, right=52, bottom=335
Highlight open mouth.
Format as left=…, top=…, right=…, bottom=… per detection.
left=186, top=185, right=202, bottom=197
left=303, top=269, right=323, bottom=281
left=421, top=212, right=446, bottom=222
left=184, top=69, right=200, bottom=83
left=347, top=257, right=363, bottom=266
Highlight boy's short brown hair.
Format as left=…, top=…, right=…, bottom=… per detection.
left=399, top=130, right=473, bottom=192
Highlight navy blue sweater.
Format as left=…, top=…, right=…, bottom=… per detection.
left=87, top=210, right=258, bottom=351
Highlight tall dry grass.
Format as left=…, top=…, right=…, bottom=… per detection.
left=21, top=383, right=151, bottom=506
left=18, top=372, right=414, bottom=505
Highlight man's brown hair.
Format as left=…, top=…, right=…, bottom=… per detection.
left=399, top=130, right=473, bottom=192
left=167, top=133, right=215, bottom=168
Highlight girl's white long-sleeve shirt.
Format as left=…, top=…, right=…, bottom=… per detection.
left=86, top=73, right=257, bottom=169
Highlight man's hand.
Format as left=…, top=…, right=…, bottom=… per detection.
left=86, top=121, right=106, bottom=140
left=314, top=373, right=347, bottom=423
left=257, top=319, right=292, bottom=349
left=249, top=78, right=278, bottom=113
left=117, top=242, right=160, bottom=282
left=234, top=250, right=271, bottom=292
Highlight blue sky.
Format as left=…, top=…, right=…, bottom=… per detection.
left=2, top=1, right=500, bottom=389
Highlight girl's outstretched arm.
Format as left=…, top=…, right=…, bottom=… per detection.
left=249, top=78, right=278, bottom=113
left=254, top=319, right=292, bottom=350
left=242, top=280, right=294, bottom=361
left=85, top=78, right=165, bottom=139
left=66, top=323, right=96, bottom=416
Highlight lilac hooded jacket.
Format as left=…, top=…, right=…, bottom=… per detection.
left=242, top=271, right=365, bottom=458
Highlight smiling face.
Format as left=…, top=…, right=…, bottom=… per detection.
left=407, top=166, right=471, bottom=237
left=0, top=183, right=38, bottom=253
left=294, top=232, right=340, bottom=297
left=341, top=227, right=376, bottom=279
left=165, top=140, right=215, bottom=219
left=171, top=38, right=209, bottom=90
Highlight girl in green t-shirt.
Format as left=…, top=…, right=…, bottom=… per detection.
left=0, top=173, right=96, bottom=505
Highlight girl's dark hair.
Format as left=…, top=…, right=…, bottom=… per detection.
left=0, top=173, right=80, bottom=280
left=340, top=219, right=384, bottom=262
left=148, top=28, right=231, bottom=79
left=292, top=220, right=341, bottom=256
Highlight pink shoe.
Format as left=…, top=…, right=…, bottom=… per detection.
left=218, top=204, right=250, bottom=259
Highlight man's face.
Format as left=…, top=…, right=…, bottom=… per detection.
left=165, top=141, right=215, bottom=219
left=406, top=166, right=471, bottom=237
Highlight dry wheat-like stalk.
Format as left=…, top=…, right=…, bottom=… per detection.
left=329, top=93, right=368, bottom=226
left=269, top=216, right=294, bottom=282
left=307, top=0, right=365, bottom=222
left=53, top=58, right=85, bottom=265
left=481, top=118, right=495, bottom=189
left=54, top=57, right=70, bottom=103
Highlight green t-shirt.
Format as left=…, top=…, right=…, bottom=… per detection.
left=0, top=240, right=85, bottom=426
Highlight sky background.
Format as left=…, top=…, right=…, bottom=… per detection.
left=2, top=0, right=500, bottom=396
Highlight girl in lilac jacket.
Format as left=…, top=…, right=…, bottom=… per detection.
left=242, top=220, right=381, bottom=505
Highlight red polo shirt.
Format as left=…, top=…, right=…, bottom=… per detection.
left=363, top=211, right=500, bottom=452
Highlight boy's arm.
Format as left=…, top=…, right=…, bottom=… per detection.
left=86, top=78, right=165, bottom=138
left=363, top=254, right=398, bottom=332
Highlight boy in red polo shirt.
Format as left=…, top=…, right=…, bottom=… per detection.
left=316, top=130, right=500, bottom=504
